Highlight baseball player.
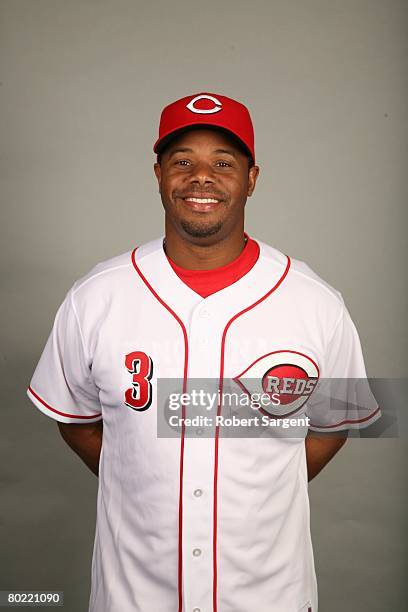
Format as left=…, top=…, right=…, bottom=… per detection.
left=27, top=92, right=381, bottom=612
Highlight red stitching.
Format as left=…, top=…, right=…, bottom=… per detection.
left=131, top=246, right=189, bottom=612
left=213, top=255, right=291, bottom=612
left=28, top=386, right=102, bottom=419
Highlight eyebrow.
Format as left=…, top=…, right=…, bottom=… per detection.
left=168, top=147, right=194, bottom=159
left=167, top=147, right=238, bottom=159
left=213, top=148, right=238, bottom=159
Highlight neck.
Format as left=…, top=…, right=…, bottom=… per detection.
left=163, top=225, right=247, bottom=270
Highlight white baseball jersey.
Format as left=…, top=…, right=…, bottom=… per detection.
left=27, top=235, right=381, bottom=612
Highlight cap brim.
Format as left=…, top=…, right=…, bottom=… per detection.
left=154, top=124, right=253, bottom=161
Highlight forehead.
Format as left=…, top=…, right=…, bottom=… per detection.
left=163, top=127, right=246, bottom=156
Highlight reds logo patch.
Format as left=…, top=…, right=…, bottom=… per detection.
left=233, top=350, right=319, bottom=417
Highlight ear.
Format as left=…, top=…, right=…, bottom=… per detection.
left=154, top=162, right=162, bottom=192
left=247, top=165, right=260, bottom=197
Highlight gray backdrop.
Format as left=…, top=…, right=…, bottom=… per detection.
left=1, top=1, right=406, bottom=611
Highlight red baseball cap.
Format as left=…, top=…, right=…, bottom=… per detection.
left=154, top=92, right=255, bottom=163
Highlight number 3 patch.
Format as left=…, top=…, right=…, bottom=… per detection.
left=124, top=351, right=153, bottom=411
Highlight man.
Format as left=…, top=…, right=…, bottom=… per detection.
left=27, top=92, right=381, bottom=612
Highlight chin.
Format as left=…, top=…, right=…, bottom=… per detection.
left=180, top=220, right=223, bottom=239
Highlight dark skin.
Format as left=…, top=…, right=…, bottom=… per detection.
left=57, top=421, right=103, bottom=477
left=153, top=128, right=259, bottom=269
left=57, top=127, right=347, bottom=478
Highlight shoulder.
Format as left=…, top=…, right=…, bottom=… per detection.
left=256, top=237, right=345, bottom=318
left=68, top=236, right=164, bottom=311
left=70, top=249, right=135, bottom=300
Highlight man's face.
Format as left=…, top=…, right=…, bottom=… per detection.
left=154, top=128, right=259, bottom=242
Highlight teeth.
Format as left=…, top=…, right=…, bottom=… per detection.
left=185, top=197, right=219, bottom=204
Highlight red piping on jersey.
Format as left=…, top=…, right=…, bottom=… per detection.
left=212, top=255, right=291, bottom=612
left=28, top=385, right=102, bottom=419
left=309, top=405, right=381, bottom=429
left=131, top=247, right=188, bottom=612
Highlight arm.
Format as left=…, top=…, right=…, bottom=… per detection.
left=57, top=420, right=103, bottom=477
left=305, top=430, right=348, bottom=481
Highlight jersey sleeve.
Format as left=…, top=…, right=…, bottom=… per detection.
left=305, top=302, right=381, bottom=432
left=26, top=288, right=102, bottom=424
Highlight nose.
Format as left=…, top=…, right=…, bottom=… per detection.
left=188, top=160, right=215, bottom=187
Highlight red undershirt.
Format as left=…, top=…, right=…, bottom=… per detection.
left=165, top=233, right=260, bottom=298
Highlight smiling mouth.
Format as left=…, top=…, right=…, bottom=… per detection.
left=178, top=195, right=223, bottom=212
left=183, top=197, right=220, bottom=204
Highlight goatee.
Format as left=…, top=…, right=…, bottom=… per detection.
left=180, top=220, right=222, bottom=239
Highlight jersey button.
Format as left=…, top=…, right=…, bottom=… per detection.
left=199, top=309, right=210, bottom=318
left=193, top=608, right=201, bottom=612
left=193, top=548, right=202, bottom=557
left=193, top=488, right=203, bottom=497
left=196, top=428, right=204, bottom=436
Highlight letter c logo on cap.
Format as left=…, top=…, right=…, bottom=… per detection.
left=186, top=94, right=222, bottom=114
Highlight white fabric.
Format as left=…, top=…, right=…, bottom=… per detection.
left=27, top=236, right=380, bottom=612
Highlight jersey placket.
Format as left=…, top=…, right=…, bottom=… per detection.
left=181, top=302, right=222, bottom=612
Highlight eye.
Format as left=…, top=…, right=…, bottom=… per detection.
left=175, top=159, right=190, bottom=166
left=216, top=161, right=231, bottom=167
